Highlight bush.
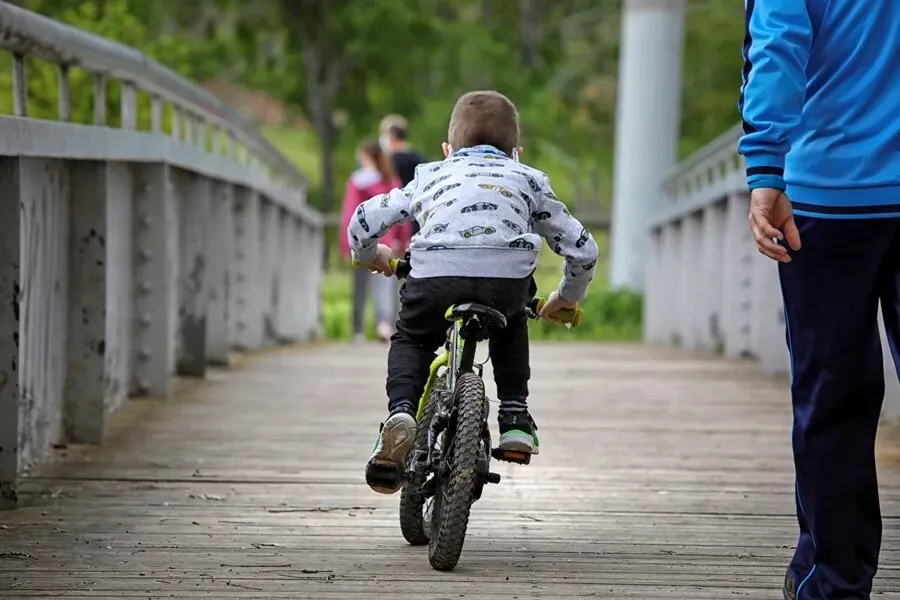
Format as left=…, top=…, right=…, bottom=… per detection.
left=528, top=287, right=642, bottom=341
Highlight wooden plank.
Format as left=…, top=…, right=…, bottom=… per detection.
left=2, top=343, right=900, bottom=597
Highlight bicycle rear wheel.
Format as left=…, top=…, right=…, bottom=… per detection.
left=428, top=372, right=485, bottom=571
left=398, top=374, right=445, bottom=546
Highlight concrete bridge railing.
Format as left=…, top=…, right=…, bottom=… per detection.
left=642, top=123, right=900, bottom=418
left=0, top=2, right=324, bottom=507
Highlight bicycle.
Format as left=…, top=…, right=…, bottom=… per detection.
left=353, top=256, right=583, bottom=571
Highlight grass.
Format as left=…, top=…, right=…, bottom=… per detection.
left=262, top=125, right=642, bottom=343
left=262, top=125, right=322, bottom=189
left=321, top=231, right=642, bottom=343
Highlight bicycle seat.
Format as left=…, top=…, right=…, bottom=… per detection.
left=446, top=302, right=507, bottom=329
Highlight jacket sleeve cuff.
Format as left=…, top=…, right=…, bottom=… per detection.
left=351, top=243, right=377, bottom=265
left=747, top=173, right=786, bottom=191
left=558, top=277, right=588, bottom=304
left=744, top=152, right=787, bottom=191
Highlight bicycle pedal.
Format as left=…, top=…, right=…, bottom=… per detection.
left=491, top=447, right=531, bottom=465
left=365, top=460, right=404, bottom=494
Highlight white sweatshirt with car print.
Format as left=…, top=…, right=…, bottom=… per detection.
left=347, top=145, right=599, bottom=302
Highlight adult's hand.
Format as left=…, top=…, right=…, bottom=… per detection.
left=748, top=187, right=802, bottom=263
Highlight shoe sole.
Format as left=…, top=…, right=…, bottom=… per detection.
left=499, top=430, right=539, bottom=455
left=365, top=416, right=416, bottom=494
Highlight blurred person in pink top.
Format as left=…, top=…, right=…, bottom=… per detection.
left=339, top=139, right=412, bottom=342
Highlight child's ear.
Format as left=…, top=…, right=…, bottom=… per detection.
left=441, top=142, right=452, bottom=158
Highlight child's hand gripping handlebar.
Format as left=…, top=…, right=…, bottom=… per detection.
left=352, top=258, right=584, bottom=327
left=525, top=297, right=584, bottom=328
left=351, top=257, right=411, bottom=279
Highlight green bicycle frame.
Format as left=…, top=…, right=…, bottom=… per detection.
left=415, top=312, right=466, bottom=422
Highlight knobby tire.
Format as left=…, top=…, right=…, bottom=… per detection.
left=398, top=374, right=445, bottom=546
left=428, top=372, right=485, bottom=571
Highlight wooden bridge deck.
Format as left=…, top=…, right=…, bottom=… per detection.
left=3, top=342, right=900, bottom=599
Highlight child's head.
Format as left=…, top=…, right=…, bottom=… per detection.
left=358, top=139, right=396, bottom=183
left=446, top=90, right=520, bottom=157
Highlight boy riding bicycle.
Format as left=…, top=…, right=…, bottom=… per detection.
left=348, top=90, right=599, bottom=494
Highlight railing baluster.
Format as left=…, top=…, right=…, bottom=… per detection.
left=12, top=53, right=27, bottom=117
left=93, top=73, right=106, bottom=125
left=58, top=64, right=71, bottom=122
left=121, top=81, right=137, bottom=130
left=151, top=95, right=163, bottom=133
left=172, top=105, right=182, bottom=140
left=225, top=131, right=234, bottom=158
left=196, top=118, right=206, bottom=149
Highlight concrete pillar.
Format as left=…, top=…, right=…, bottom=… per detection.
left=21, top=158, right=69, bottom=476
left=609, top=0, right=686, bottom=291
left=752, top=253, right=789, bottom=375
left=642, top=228, right=664, bottom=343
left=0, top=158, right=19, bottom=507
left=259, top=199, right=281, bottom=345
left=132, top=163, right=177, bottom=397
left=699, top=202, right=726, bottom=352
left=0, top=158, right=70, bottom=507
left=173, top=169, right=211, bottom=376
left=231, top=188, right=263, bottom=350
left=659, top=223, right=681, bottom=345
left=679, top=213, right=702, bottom=349
left=289, top=217, right=307, bottom=340
left=275, top=209, right=296, bottom=341
left=721, top=192, right=753, bottom=358
left=298, top=219, right=323, bottom=341
left=65, top=161, right=133, bottom=443
left=205, top=181, right=233, bottom=365
left=291, top=219, right=309, bottom=340
left=310, top=222, right=325, bottom=340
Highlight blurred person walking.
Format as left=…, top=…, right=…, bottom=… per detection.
left=379, top=115, right=427, bottom=235
left=339, top=139, right=412, bottom=343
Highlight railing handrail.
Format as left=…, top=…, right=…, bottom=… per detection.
left=661, top=123, right=742, bottom=188
left=0, top=1, right=306, bottom=189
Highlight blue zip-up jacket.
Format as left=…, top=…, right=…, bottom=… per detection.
left=738, top=0, right=900, bottom=219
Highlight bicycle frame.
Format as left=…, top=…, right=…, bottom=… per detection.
left=352, top=254, right=582, bottom=426
left=415, top=309, right=487, bottom=422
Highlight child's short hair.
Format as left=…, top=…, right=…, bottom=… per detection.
left=447, top=91, right=519, bottom=155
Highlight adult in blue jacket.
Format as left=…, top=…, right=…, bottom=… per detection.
left=739, top=1, right=900, bottom=599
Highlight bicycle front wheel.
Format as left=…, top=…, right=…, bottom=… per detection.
left=428, top=372, right=485, bottom=571
left=399, top=374, right=444, bottom=546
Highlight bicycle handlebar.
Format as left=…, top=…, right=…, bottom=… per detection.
left=352, top=258, right=584, bottom=327
left=525, top=296, right=584, bottom=327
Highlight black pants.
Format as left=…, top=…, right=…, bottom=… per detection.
left=386, top=274, right=536, bottom=413
left=780, top=216, right=900, bottom=599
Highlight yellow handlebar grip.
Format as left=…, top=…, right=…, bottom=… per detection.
left=534, top=298, right=583, bottom=327
left=352, top=258, right=400, bottom=274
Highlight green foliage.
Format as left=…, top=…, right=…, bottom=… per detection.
left=680, top=1, right=746, bottom=158
left=4, top=0, right=746, bottom=210
left=2, top=0, right=745, bottom=341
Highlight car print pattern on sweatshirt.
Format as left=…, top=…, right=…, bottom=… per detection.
left=347, top=144, right=599, bottom=302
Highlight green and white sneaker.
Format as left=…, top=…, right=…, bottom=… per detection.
left=498, top=411, right=540, bottom=455
left=365, top=411, right=417, bottom=494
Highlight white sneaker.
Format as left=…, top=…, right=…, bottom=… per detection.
left=365, top=412, right=416, bottom=494
left=376, top=321, right=394, bottom=342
